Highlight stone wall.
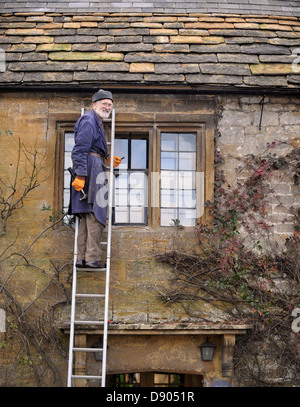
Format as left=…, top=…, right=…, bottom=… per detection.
left=0, top=89, right=299, bottom=386
left=217, top=94, right=300, bottom=246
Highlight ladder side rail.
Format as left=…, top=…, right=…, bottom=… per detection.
left=101, top=108, right=115, bottom=387
left=67, top=107, right=84, bottom=387
left=67, top=215, right=79, bottom=387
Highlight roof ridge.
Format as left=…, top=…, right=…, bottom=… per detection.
left=1, top=1, right=300, bottom=18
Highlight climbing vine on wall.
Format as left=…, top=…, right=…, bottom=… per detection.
left=156, top=140, right=300, bottom=386
left=0, top=131, right=71, bottom=386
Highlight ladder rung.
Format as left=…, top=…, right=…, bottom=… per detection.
left=74, top=320, right=104, bottom=325
left=73, top=347, right=103, bottom=352
left=76, top=293, right=105, bottom=298
left=72, top=375, right=102, bottom=380
left=76, top=267, right=106, bottom=272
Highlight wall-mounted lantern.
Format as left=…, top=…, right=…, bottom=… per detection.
left=200, top=337, right=216, bottom=361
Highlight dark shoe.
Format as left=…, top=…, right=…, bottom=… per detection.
left=76, top=259, right=86, bottom=268
left=85, top=261, right=106, bottom=269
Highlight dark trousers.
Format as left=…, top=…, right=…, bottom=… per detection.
left=77, top=212, right=104, bottom=262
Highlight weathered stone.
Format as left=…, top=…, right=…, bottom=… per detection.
left=21, top=52, right=48, bottom=61
left=80, top=22, right=98, bottom=28
left=8, top=61, right=87, bottom=71
left=0, top=36, right=23, bottom=44
left=99, top=22, right=130, bottom=29
left=150, top=29, right=178, bottom=36
left=153, top=44, right=189, bottom=53
left=6, top=28, right=45, bottom=35
left=144, top=73, right=185, bottom=82
left=0, top=22, right=36, bottom=28
left=202, top=36, right=225, bottom=44
left=269, top=38, right=300, bottom=47
left=218, top=53, right=259, bottom=63
left=5, top=52, right=22, bottom=61
left=155, top=63, right=199, bottom=74
left=37, top=23, right=63, bottom=29
left=54, top=35, right=97, bottom=43
left=10, top=44, right=36, bottom=52
left=49, top=51, right=124, bottom=61
left=44, top=29, right=76, bottom=36
left=124, top=52, right=218, bottom=64
left=170, top=36, right=203, bottom=44
left=144, top=16, right=177, bottom=22
left=241, top=44, right=291, bottom=55
left=74, top=72, right=143, bottom=81
left=0, top=71, right=23, bottom=82
left=186, top=73, right=243, bottom=85
left=63, top=22, right=80, bottom=28
left=77, top=28, right=109, bottom=35
left=108, top=28, right=149, bottom=36
left=226, top=37, right=255, bottom=44
left=185, top=22, right=234, bottom=29
left=179, top=29, right=209, bottom=38
left=129, top=62, right=155, bottom=73
left=190, top=44, right=241, bottom=53
left=200, top=63, right=251, bottom=76
left=88, top=61, right=129, bottom=71
left=259, top=24, right=292, bottom=31
left=72, top=43, right=105, bottom=51
left=250, top=63, right=296, bottom=75
left=107, top=43, right=153, bottom=52
left=209, top=29, right=276, bottom=38
left=130, top=22, right=163, bottom=28
left=164, top=22, right=184, bottom=29
left=36, top=43, right=71, bottom=52
left=26, top=16, right=53, bottom=22
left=114, top=36, right=143, bottom=43
left=144, top=36, right=169, bottom=44
left=23, top=71, right=73, bottom=82
left=23, top=36, right=54, bottom=44
left=288, top=75, right=300, bottom=85
left=234, top=23, right=260, bottom=29
left=72, top=16, right=104, bottom=22
left=259, top=55, right=295, bottom=63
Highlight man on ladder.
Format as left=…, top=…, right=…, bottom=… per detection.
left=70, top=89, right=121, bottom=270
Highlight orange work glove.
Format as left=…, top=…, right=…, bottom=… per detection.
left=72, top=177, right=85, bottom=191
left=108, top=155, right=122, bottom=168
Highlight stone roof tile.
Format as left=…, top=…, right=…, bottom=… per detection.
left=0, top=11, right=299, bottom=90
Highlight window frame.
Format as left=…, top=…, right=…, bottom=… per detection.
left=158, top=127, right=203, bottom=227
left=113, top=131, right=149, bottom=226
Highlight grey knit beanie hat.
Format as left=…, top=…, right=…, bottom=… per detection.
left=92, top=89, right=113, bottom=103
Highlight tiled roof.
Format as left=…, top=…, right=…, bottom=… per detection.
left=1, top=12, right=300, bottom=90
left=1, top=1, right=300, bottom=17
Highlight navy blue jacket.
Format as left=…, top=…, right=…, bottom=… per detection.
left=70, top=109, right=109, bottom=227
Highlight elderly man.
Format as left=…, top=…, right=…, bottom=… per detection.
left=70, top=89, right=121, bottom=269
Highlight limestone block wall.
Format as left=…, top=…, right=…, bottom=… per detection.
left=216, top=95, right=300, bottom=245
left=0, top=91, right=299, bottom=324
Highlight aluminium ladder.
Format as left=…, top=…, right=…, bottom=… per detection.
left=67, top=108, right=116, bottom=387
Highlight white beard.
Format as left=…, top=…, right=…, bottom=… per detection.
left=95, top=106, right=111, bottom=119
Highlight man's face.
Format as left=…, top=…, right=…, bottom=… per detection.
left=93, top=98, right=113, bottom=119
